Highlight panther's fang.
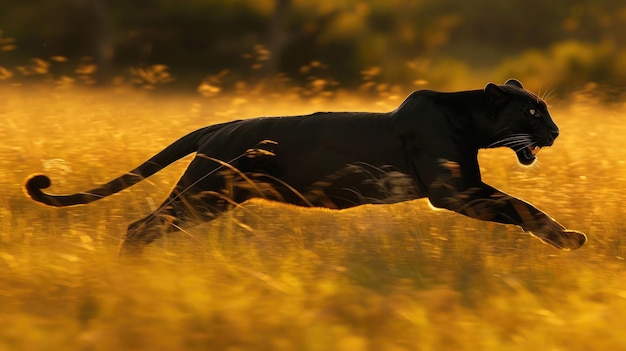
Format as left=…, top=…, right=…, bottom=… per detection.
left=530, top=146, right=540, bottom=155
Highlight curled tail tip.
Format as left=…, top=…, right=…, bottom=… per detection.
left=26, top=174, right=51, bottom=188
left=24, top=174, right=52, bottom=201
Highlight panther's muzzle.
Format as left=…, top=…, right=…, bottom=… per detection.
left=517, top=145, right=541, bottom=165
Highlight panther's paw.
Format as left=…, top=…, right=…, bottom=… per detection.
left=530, top=229, right=587, bottom=251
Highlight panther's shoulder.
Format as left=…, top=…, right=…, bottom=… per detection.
left=393, top=88, right=485, bottom=115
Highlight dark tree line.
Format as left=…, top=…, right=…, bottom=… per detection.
left=1, top=0, right=626, bottom=92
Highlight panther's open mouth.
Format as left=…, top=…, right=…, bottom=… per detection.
left=516, top=146, right=541, bottom=165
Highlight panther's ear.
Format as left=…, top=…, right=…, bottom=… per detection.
left=504, top=78, right=524, bottom=89
left=484, top=83, right=509, bottom=106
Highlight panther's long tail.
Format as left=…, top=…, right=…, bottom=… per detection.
left=24, top=125, right=218, bottom=207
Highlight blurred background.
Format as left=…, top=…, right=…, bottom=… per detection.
left=1, top=0, right=626, bottom=97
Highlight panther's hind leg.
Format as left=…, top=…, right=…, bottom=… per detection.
left=119, top=156, right=244, bottom=255
left=119, top=189, right=237, bottom=255
left=118, top=198, right=182, bottom=255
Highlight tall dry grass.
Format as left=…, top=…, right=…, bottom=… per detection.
left=1, top=84, right=626, bottom=350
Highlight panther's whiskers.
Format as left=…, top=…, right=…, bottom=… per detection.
left=487, top=133, right=533, bottom=148
left=513, top=142, right=537, bottom=153
left=539, top=86, right=557, bottom=104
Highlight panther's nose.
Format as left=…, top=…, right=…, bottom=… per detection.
left=545, top=117, right=560, bottom=146
left=545, top=128, right=559, bottom=146
left=551, top=128, right=559, bottom=140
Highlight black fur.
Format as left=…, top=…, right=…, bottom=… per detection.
left=25, top=79, right=587, bottom=253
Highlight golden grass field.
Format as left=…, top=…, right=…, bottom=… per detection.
left=1, top=83, right=626, bottom=350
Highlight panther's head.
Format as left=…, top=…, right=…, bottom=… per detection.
left=483, top=79, right=559, bottom=166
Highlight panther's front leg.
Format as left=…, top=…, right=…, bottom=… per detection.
left=427, top=164, right=587, bottom=250
left=518, top=209, right=587, bottom=250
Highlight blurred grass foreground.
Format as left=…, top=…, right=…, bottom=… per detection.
left=2, top=0, right=626, bottom=350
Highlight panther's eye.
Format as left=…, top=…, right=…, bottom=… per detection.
left=529, top=108, right=537, bottom=116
